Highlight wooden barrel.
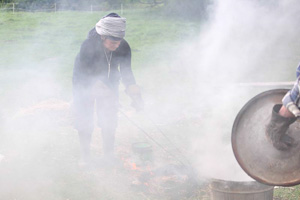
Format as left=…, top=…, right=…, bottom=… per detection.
left=210, top=179, right=274, bottom=200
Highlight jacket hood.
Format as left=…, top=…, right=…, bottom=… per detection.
left=87, top=28, right=100, bottom=40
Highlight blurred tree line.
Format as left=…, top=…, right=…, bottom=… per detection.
left=1, top=0, right=211, bottom=19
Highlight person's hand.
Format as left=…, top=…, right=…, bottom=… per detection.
left=126, top=84, right=144, bottom=111
left=125, top=85, right=140, bottom=96
left=92, top=81, right=113, bottom=98
left=131, top=95, right=144, bottom=111
left=288, top=104, right=300, bottom=118
left=292, top=109, right=300, bottom=118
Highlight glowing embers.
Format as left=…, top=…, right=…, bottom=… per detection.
left=122, top=155, right=198, bottom=199
left=119, top=142, right=200, bottom=198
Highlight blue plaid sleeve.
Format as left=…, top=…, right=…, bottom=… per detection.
left=296, top=63, right=300, bottom=78
left=282, top=78, right=300, bottom=108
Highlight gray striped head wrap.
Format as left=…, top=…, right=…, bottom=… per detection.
left=95, top=16, right=126, bottom=38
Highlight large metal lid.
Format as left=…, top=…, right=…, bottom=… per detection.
left=232, top=89, right=300, bottom=186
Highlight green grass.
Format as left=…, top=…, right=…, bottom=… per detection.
left=0, top=9, right=206, bottom=200
left=1, top=8, right=300, bottom=200
left=0, top=9, right=201, bottom=102
left=274, top=186, right=300, bottom=200
left=0, top=10, right=200, bottom=68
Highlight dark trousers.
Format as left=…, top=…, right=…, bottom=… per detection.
left=73, top=90, right=119, bottom=159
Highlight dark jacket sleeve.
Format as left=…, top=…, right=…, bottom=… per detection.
left=119, top=40, right=136, bottom=87
left=72, top=39, right=97, bottom=98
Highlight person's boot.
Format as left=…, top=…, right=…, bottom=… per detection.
left=99, top=127, right=121, bottom=167
left=78, top=130, right=92, bottom=167
left=102, top=127, right=115, bottom=155
left=266, top=104, right=297, bottom=151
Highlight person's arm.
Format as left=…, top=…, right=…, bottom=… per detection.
left=72, top=39, right=96, bottom=97
left=119, top=41, right=136, bottom=87
left=282, top=78, right=300, bottom=117
left=119, top=41, right=144, bottom=111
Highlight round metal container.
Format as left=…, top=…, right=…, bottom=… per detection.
left=232, top=89, right=300, bottom=186
left=210, top=179, right=274, bottom=200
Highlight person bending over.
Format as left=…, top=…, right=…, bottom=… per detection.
left=72, top=13, right=144, bottom=166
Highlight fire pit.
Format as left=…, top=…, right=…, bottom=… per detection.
left=209, top=179, right=274, bottom=200
left=130, top=163, right=200, bottom=199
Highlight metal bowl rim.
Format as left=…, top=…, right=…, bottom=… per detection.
left=231, top=89, right=300, bottom=186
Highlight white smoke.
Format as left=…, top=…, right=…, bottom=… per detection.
left=170, top=0, right=300, bottom=181
left=2, top=1, right=300, bottom=199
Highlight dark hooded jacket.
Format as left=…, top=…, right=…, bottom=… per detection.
left=72, top=28, right=136, bottom=98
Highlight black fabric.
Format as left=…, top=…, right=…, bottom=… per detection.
left=101, top=126, right=116, bottom=155
left=72, top=28, right=136, bottom=155
left=78, top=130, right=92, bottom=162
left=73, top=28, right=136, bottom=95
left=104, top=13, right=121, bottom=18
left=106, top=35, right=122, bottom=41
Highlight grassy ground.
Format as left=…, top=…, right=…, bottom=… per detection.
left=0, top=7, right=300, bottom=200
left=0, top=9, right=206, bottom=200
left=0, top=9, right=201, bottom=110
